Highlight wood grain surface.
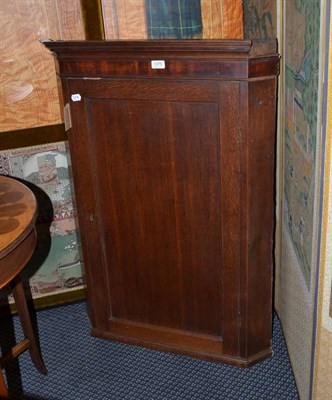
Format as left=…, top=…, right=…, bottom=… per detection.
left=0, top=0, right=84, bottom=132
left=44, top=39, right=279, bottom=366
left=201, top=0, right=244, bottom=38
left=0, top=178, right=47, bottom=395
left=101, top=0, right=147, bottom=39
left=0, top=175, right=38, bottom=290
left=0, top=176, right=37, bottom=258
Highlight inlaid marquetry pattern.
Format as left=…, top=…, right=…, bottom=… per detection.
left=0, top=176, right=37, bottom=257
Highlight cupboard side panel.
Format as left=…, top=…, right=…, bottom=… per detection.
left=64, top=80, right=111, bottom=331
left=240, top=78, right=277, bottom=358
left=219, top=82, right=242, bottom=356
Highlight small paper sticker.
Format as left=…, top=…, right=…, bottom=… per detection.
left=71, top=93, right=81, bottom=102
left=151, top=60, right=165, bottom=69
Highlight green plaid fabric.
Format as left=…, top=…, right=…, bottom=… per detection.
left=146, top=0, right=203, bottom=39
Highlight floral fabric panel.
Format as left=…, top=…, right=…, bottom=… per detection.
left=283, top=0, right=321, bottom=286
left=0, top=142, right=83, bottom=300
left=242, top=0, right=277, bottom=39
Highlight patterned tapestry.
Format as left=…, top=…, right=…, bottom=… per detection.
left=283, top=0, right=321, bottom=286
left=242, top=0, right=277, bottom=39
left=146, top=0, right=203, bottom=38
left=0, top=143, right=83, bottom=301
left=102, top=0, right=243, bottom=40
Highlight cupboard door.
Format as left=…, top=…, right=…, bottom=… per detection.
left=66, top=78, right=242, bottom=359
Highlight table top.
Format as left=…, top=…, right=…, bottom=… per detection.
left=0, top=175, right=38, bottom=260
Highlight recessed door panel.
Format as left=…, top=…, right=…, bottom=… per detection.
left=84, top=97, right=221, bottom=336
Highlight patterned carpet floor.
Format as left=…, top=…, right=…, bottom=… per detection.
left=2, top=301, right=298, bottom=399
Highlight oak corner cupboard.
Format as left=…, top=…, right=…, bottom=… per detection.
left=44, top=39, right=279, bottom=367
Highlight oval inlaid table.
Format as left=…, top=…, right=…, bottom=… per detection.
left=0, top=175, right=47, bottom=398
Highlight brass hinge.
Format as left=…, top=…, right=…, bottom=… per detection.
left=64, top=103, right=72, bottom=131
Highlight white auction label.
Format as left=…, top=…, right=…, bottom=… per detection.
left=71, top=93, right=82, bottom=102
left=151, top=60, right=166, bottom=69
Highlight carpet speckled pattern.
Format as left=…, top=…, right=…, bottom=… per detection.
left=3, top=302, right=298, bottom=399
